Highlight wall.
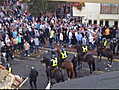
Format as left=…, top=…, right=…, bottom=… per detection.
left=73, top=2, right=119, bottom=27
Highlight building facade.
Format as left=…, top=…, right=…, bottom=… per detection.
left=73, top=3, right=119, bottom=27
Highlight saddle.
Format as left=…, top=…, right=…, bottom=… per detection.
left=61, top=60, right=70, bottom=68
left=51, top=67, right=58, bottom=76
left=102, top=48, right=107, bottom=52
left=82, top=54, right=87, bottom=61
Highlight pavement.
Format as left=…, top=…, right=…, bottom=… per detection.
left=8, top=40, right=119, bottom=89
left=52, top=70, right=119, bottom=89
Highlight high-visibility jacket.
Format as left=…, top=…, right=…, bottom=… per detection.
left=82, top=46, right=88, bottom=53
left=61, top=51, right=68, bottom=59
left=8, top=67, right=12, bottom=73
left=51, top=58, right=58, bottom=67
left=104, top=40, right=107, bottom=46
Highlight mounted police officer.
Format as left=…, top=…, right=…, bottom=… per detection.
left=59, top=48, right=68, bottom=67
left=79, top=45, right=88, bottom=61
left=101, top=38, right=108, bottom=48
left=48, top=54, right=58, bottom=81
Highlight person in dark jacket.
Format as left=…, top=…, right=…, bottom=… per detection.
left=71, top=55, right=77, bottom=78
left=29, top=67, right=38, bottom=89
left=5, top=43, right=13, bottom=62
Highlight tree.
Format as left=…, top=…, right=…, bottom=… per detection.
left=28, top=0, right=59, bottom=16
left=0, top=0, right=4, bottom=6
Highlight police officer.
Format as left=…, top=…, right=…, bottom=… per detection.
left=6, top=63, right=12, bottom=73
left=29, top=67, right=38, bottom=89
left=59, top=48, right=68, bottom=67
left=48, top=54, right=58, bottom=81
left=101, top=38, right=108, bottom=48
left=79, top=45, right=88, bottom=61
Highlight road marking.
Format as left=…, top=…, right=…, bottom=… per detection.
left=13, top=59, right=25, bottom=62
left=27, top=57, right=36, bottom=60
left=45, top=81, right=51, bottom=89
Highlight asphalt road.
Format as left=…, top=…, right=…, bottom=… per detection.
left=8, top=47, right=119, bottom=89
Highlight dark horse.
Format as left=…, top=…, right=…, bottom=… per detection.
left=40, top=57, right=66, bottom=83
left=76, top=45, right=95, bottom=74
left=57, top=48, right=74, bottom=80
left=95, top=39, right=113, bottom=67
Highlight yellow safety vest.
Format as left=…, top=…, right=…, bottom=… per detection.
left=50, top=30, right=54, bottom=37
left=104, top=41, right=107, bottom=46
left=8, top=67, right=12, bottom=73
left=82, top=46, right=88, bottom=52
left=51, top=58, right=58, bottom=66
left=61, top=51, right=68, bottom=59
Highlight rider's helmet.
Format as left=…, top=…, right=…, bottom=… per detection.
left=102, top=37, right=106, bottom=41
left=31, top=66, right=34, bottom=70
left=61, top=47, right=65, bottom=52
left=51, top=54, right=56, bottom=59
left=6, top=63, right=10, bottom=67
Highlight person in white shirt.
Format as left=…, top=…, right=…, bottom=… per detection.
left=89, top=32, right=95, bottom=49
left=34, top=37, right=40, bottom=53
left=59, top=32, right=63, bottom=46
left=68, top=30, right=72, bottom=47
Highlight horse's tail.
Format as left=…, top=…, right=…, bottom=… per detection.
left=60, top=69, right=64, bottom=82
left=70, top=63, right=74, bottom=79
left=92, top=58, right=95, bottom=71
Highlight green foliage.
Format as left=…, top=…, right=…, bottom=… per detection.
left=28, top=0, right=59, bottom=16
left=0, top=0, right=4, bottom=6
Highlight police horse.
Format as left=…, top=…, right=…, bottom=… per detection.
left=76, top=45, right=95, bottom=74
left=57, top=48, right=74, bottom=80
left=95, top=38, right=113, bottom=67
left=40, top=57, right=67, bottom=84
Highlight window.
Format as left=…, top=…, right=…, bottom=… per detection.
left=89, top=20, right=92, bottom=25
left=94, top=20, right=97, bottom=24
left=100, top=20, right=103, bottom=25
left=100, top=3, right=119, bottom=14
left=114, top=21, right=118, bottom=27
left=105, top=20, right=109, bottom=26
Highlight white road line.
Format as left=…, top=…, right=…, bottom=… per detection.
left=13, top=59, right=25, bottom=62
left=45, top=81, right=51, bottom=89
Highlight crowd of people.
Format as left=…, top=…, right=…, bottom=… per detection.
left=0, top=0, right=119, bottom=89
left=0, top=0, right=119, bottom=64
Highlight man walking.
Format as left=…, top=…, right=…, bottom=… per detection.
left=29, top=67, right=38, bottom=89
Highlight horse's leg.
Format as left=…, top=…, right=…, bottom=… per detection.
left=67, top=71, right=70, bottom=80
left=46, top=70, right=49, bottom=81
left=107, top=57, right=112, bottom=68
left=70, top=68, right=74, bottom=80
left=89, top=63, right=92, bottom=74
left=97, top=52, right=101, bottom=62
left=92, top=59, right=95, bottom=71
left=109, top=57, right=113, bottom=68
left=99, top=54, right=101, bottom=62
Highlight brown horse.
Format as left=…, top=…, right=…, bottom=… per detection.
left=57, top=48, right=74, bottom=80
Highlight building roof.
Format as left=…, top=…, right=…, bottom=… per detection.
left=49, top=0, right=119, bottom=4
left=52, top=71, right=119, bottom=89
